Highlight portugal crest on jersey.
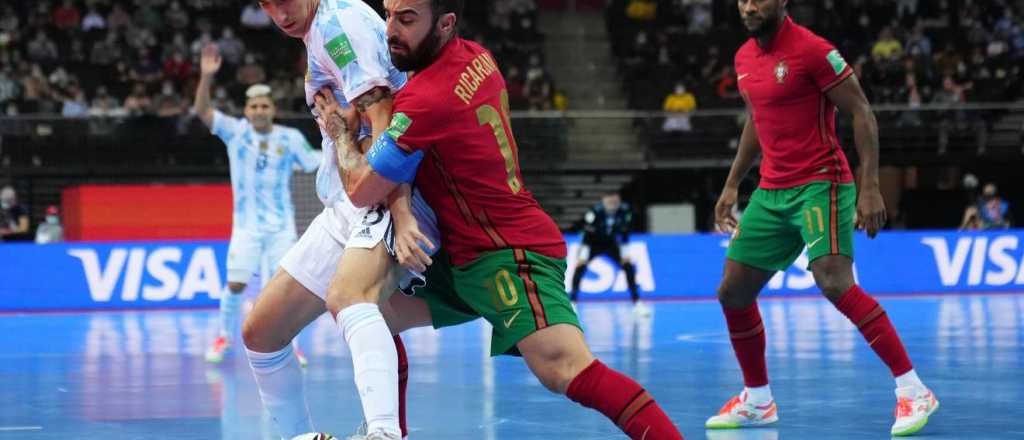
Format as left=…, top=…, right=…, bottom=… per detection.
left=774, top=60, right=788, bottom=84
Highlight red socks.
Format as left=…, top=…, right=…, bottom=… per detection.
left=835, top=285, right=913, bottom=376
left=394, top=335, right=408, bottom=438
left=566, top=360, right=684, bottom=439
left=722, top=303, right=769, bottom=387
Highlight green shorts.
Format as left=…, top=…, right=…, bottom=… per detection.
left=727, top=180, right=855, bottom=272
left=410, top=248, right=581, bottom=356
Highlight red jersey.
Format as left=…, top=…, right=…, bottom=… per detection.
left=390, top=38, right=566, bottom=266
left=735, top=17, right=855, bottom=189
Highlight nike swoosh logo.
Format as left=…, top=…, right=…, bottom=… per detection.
left=503, top=310, right=522, bottom=328
left=737, top=73, right=750, bottom=80
left=807, top=236, right=825, bottom=248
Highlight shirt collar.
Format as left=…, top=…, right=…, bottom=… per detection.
left=756, top=16, right=794, bottom=54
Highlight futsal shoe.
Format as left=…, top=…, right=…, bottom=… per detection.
left=632, top=300, right=652, bottom=318
left=352, top=421, right=407, bottom=440
left=345, top=431, right=400, bottom=440
left=705, top=393, right=778, bottom=429
left=292, top=433, right=336, bottom=440
left=205, top=336, right=230, bottom=364
left=891, top=387, right=939, bottom=436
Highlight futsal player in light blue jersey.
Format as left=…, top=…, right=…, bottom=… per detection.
left=193, top=44, right=320, bottom=367
left=239, top=1, right=442, bottom=439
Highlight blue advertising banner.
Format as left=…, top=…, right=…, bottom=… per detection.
left=0, top=241, right=227, bottom=311
left=567, top=229, right=1024, bottom=300
left=2, top=230, right=1023, bottom=311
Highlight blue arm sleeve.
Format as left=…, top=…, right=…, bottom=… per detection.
left=366, top=132, right=424, bottom=184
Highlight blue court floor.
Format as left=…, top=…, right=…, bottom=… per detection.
left=1, top=293, right=1022, bottom=439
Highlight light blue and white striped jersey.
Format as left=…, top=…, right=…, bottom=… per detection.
left=303, top=0, right=407, bottom=205
left=211, top=111, right=321, bottom=233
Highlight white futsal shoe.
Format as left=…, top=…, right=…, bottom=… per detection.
left=205, top=336, right=230, bottom=364
left=351, top=422, right=406, bottom=440
left=632, top=300, right=652, bottom=318
left=291, top=433, right=336, bottom=440
left=891, top=387, right=939, bottom=436
left=705, top=392, right=779, bottom=429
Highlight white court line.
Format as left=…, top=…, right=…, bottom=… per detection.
left=0, top=426, right=43, bottom=432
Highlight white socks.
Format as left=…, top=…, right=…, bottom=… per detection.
left=895, top=369, right=926, bottom=394
left=744, top=384, right=773, bottom=405
left=338, top=303, right=400, bottom=437
left=219, top=288, right=244, bottom=339
left=246, top=345, right=313, bottom=439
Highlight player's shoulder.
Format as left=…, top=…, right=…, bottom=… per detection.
left=274, top=124, right=303, bottom=138
left=310, top=0, right=378, bottom=37
left=734, top=39, right=757, bottom=63
left=395, top=77, right=442, bottom=108
left=787, top=20, right=836, bottom=54
left=219, top=112, right=249, bottom=132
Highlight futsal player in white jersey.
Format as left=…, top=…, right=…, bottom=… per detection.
left=240, top=1, right=440, bottom=439
left=193, top=44, right=320, bottom=367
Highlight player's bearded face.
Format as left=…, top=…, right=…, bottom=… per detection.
left=388, top=16, right=442, bottom=72
left=738, top=0, right=783, bottom=38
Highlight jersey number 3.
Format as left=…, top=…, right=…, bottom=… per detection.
left=476, top=90, right=522, bottom=194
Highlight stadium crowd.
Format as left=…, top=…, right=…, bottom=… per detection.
left=608, top=0, right=1024, bottom=111
left=0, top=0, right=558, bottom=116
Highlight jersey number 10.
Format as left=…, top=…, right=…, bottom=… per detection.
left=476, top=90, right=522, bottom=195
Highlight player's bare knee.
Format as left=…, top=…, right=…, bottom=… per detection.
left=241, top=316, right=288, bottom=353
left=531, top=352, right=578, bottom=394
left=325, top=287, right=378, bottom=316
left=811, top=258, right=854, bottom=301
left=816, top=275, right=851, bottom=303
left=227, top=282, right=247, bottom=293
left=717, top=283, right=754, bottom=309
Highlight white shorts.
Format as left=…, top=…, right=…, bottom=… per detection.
left=279, top=191, right=439, bottom=300
left=226, top=227, right=297, bottom=287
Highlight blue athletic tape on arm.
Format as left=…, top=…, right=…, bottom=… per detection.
left=366, top=132, right=424, bottom=183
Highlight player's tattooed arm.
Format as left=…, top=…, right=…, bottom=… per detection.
left=354, top=87, right=391, bottom=113
left=312, top=89, right=367, bottom=187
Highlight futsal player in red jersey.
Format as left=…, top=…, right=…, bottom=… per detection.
left=311, top=0, right=685, bottom=438
left=705, top=0, right=938, bottom=436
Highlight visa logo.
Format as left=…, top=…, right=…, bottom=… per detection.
left=922, top=236, right=1024, bottom=286
left=68, top=247, right=224, bottom=302
left=566, top=242, right=656, bottom=293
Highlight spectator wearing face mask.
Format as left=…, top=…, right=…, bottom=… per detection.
left=35, top=205, right=63, bottom=244
left=154, top=80, right=186, bottom=117
left=662, top=82, right=696, bottom=132
left=235, top=53, right=266, bottom=87
left=960, top=183, right=1013, bottom=230
left=0, top=185, right=30, bottom=242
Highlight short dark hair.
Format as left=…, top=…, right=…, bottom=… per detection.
left=429, top=0, right=464, bottom=20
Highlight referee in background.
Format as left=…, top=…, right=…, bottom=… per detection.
left=569, top=190, right=650, bottom=317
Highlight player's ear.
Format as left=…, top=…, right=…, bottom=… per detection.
left=438, top=12, right=456, bottom=35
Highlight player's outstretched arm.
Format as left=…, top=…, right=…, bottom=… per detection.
left=716, top=115, right=761, bottom=233
left=193, top=43, right=222, bottom=129
left=827, top=75, right=886, bottom=238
